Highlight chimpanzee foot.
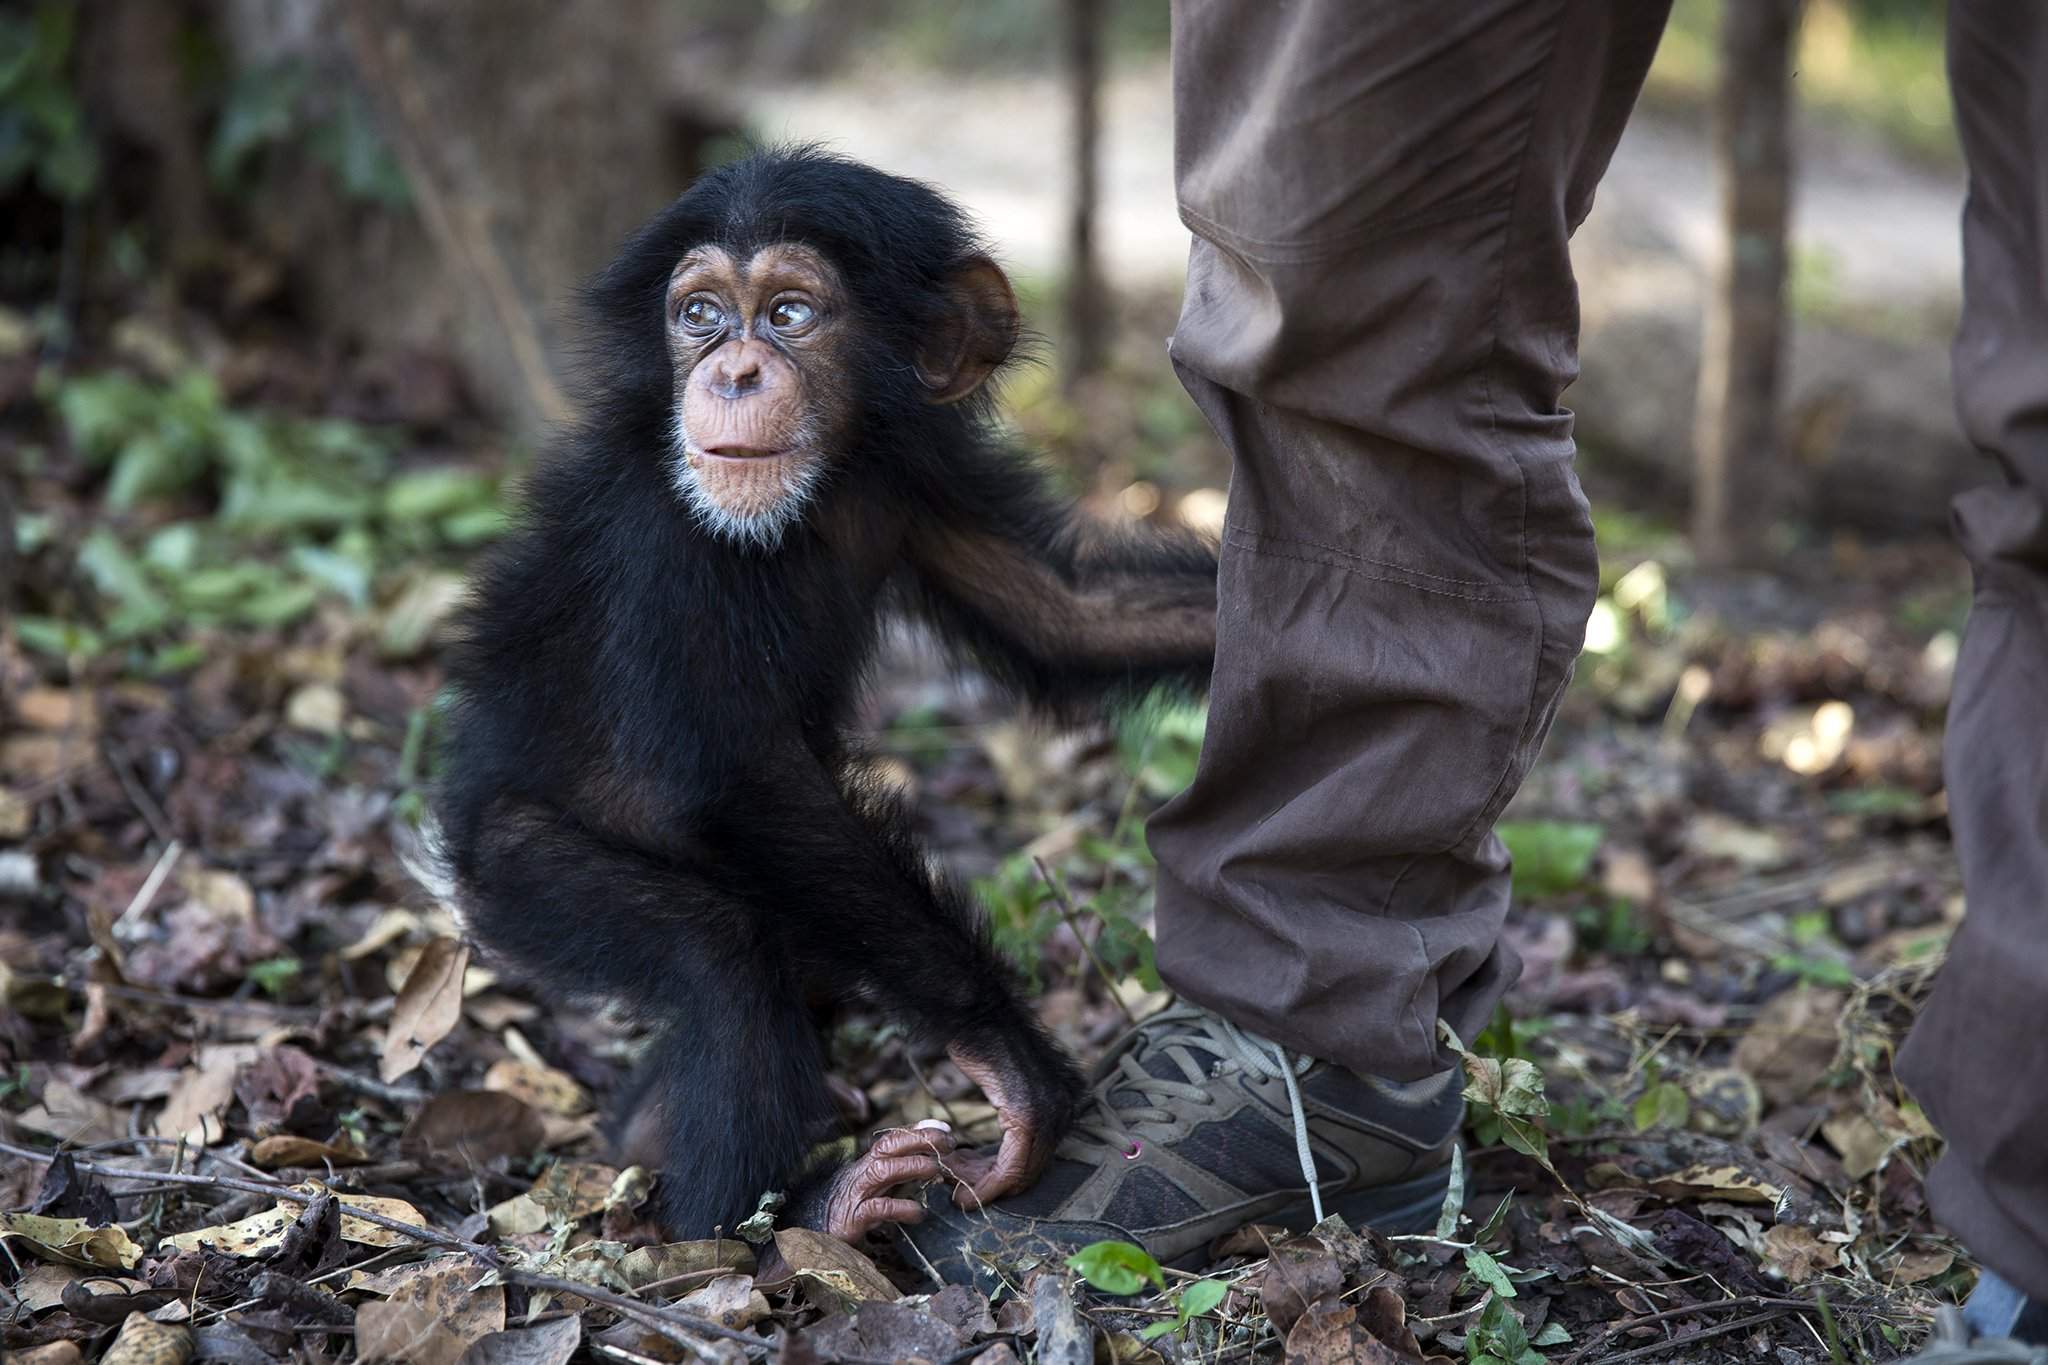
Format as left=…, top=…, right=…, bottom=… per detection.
left=807, top=1121, right=958, bottom=1242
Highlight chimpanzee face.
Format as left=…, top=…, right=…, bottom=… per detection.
left=665, top=243, right=852, bottom=549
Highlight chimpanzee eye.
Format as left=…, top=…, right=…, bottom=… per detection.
left=680, top=296, right=724, bottom=330
left=769, top=299, right=816, bottom=331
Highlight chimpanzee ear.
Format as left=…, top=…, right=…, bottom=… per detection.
left=917, top=256, right=1020, bottom=405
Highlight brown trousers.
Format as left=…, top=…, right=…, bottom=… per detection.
left=1896, top=0, right=2048, bottom=1303
left=1152, top=0, right=2048, bottom=1295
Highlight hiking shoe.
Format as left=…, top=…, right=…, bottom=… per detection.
left=900, top=1003, right=1460, bottom=1289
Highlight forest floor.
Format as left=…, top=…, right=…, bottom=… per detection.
left=0, top=283, right=1977, bottom=1364
left=0, top=43, right=1988, bottom=1365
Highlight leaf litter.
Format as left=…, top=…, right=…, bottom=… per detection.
left=2, top=297, right=1980, bottom=1361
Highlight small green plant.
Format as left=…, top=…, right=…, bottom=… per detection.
left=244, top=957, right=303, bottom=998
left=1115, top=701, right=1206, bottom=801
left=210, top=59, right=409, bottom=206
left=1066, top=1240, right=1227, bottom=1341
left=0, top=3, right=98, bottom=200
left=1630, top=1058, right=1692, bottom=1132
left=1466, top=1293, right=1571, bottom=1364
left=1496, top=821, right=1603, bottom=899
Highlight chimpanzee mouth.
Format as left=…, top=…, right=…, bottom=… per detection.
left=692, top=445, right=793, bottom=463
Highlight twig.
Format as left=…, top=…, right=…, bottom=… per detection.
left=310, top=1059, right=431, bottom=1106
left=335, top=10, right=572, bottom=427
left=115, top=839, right=182, bottom=932
left=0, top=1141, right=486, bottom=1259
left=1032, top=857, right=1138, bottom=1029
left=70, top=980, right=322, bottom=1019
left=1561, top=1293, right=1897, bottom=1365
left=103, top=742, right=175, bottom=847
left=1590, top=1309, right=1789, bottom=1364
left=502, top=1270, right=765, bottom=1354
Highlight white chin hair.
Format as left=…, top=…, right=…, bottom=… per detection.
left=668, top=439, right=820, bottom=552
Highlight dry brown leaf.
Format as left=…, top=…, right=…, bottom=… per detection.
left=773, top=1227, right=898, bottom=1310
left=176, top=867, right=255, bottom=924
left=402, top=1090, right=546, bottom=1168
left=340, top=908, right=424, bottom=960
left=1761, top=1224, right=1841, bottom=1283
left=160, top=1187, right=426, bottom=1256
left=383, top=1260, right=505, bottom=1348
left=8, top=1342, right=85, bottom=1365
left=615, top=1239, right=756, bottom=1289
left=677, top=1274, right=770, bottom=1329
left=12, top=686, right=95, bottom=734
left=284, top=682, right=347, bottom=735
left=152, top=1047, right=253, bottom=1147
left=456, top=1316, right=582, bottom=1365
left=357, top=1299, right=472, bottom=1365
left=1732, top=985, right=1846, bottom=1106
left=1892, top=1244, right=1957, bottom=1285
left=1820, top=1111, right=1897, bottom=1180
left=246, top=1134, right=370, bottom=1169
left=0, top=1211, right=145, bottom=1269
left=14, top=1079, right=127, bottom=1146
left=98, top=1311, right=192, bottom=1365
left=1644, top=1162, right=1785, bottom=1205
left=483, top=1058, right=589, bottom=1116
left=382, top=936, right=469, bottom=1083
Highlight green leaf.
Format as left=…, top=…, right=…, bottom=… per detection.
left=77, top=530, right=171, bottom=636
left=1435, top=1141, right=1466, bottom=1239
left=383, top=467, right=498, bottom=524
left=1531, top=1322, right=1572, bottom=1347
left=1496, top=821, right=1603, bottom=898
left=1630, top=1081, right=1691, bottom=1133
left=245, top=957, right=302, bottom=997
left=14, top=615, right=103, bottom=661
left=1464, top=1248, right=1517, bottom=1299
left=1180, top=1279, right=1227, bottom=1316
left=1066, top=1240, right=1164, bottom=1296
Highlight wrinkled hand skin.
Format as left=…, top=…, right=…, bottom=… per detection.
left=793, top=1125, right=960, bottom=1242
left=944, top=1042, right=1070, bottom=1210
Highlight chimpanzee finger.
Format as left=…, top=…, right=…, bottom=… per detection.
left=952, top=1132, right=1043, bottom=1210
left=847, top=1196, right=928, bottom=1236
left=854, top=1152, right=949, bottom=1192
left=868, top=1124, right=957, bottom=1159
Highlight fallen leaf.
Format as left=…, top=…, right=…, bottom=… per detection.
left=7, top=1342, right=85, bottom=1365
left=1892, top=1245, right=1957, bottom=1285
left=1761, top=1224, right=1840, bottom=1283
left=402, top=1090, right=546, bottom=1168
left=0, top=1211, right=145, bottom=1268
left=160, top=1187, right=426, bottom=1255
left=153, top=1047, right=252, bottom=1147
left=1732, top=985, right=1845, bottom=1106
left=246, top=1135, right=370, bottom=1169
left=384, top=1260, right=504, bottom=1348
left=616, top=1239, right=756, bottom=1289
left=677, top=1274, right=770, bottom=1329
left=1644, top=1162, right=1785, bottom=1205
left=357, top=1299, right=472, bottom=1365
left=482, top=1058, right=589, bottom=1116
left=97, top=1311, right=192, bottom=1365
left=457, top=1316, right=582, bottom=1365
left=284, top=682, right=346, bottom=735
left=1821, top=1111, right=1897, bottom=1180
left=14, top=1080, right=127, bottom=1146
left=773, top=1227, right=898, bottom=1310
left=381, top=936, right=469, bottom=1083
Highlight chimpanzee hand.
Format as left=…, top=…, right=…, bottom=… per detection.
left=944, top=1038, right=1080, bottom=1209
left=787, top=1122, right=959, bottom=1243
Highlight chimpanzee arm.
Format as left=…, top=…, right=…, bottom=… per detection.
left=903, top=449, right=1217, bottom=714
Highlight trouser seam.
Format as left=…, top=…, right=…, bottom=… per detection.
left=1441, top=0, right=1570, bottom=864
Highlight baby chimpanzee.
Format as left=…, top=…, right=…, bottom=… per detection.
left=434, top=148, right=1217, bottom=1240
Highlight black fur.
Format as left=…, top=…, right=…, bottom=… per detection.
left=435, top=148, right=1216, bottom=1234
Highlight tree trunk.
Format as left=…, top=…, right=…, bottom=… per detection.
left=1692, top=0, right=1800, bottom=565
left=1062, top=0, right=1107, bottom=392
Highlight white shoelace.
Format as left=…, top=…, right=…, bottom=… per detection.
left=1065, top=1008, right=1326, bottom=1221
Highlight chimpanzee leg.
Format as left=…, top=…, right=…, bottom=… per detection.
left=461, top=804, right=831, bottom=1235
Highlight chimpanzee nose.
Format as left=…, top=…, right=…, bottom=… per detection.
left=709, top=343, right=767, bottom=400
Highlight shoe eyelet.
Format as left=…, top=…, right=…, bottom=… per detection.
left=1121, top=1141, right=1143, bottom=1161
